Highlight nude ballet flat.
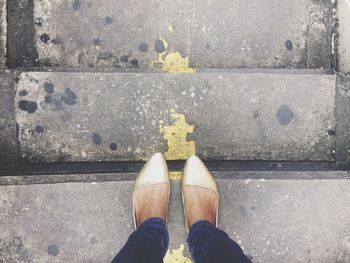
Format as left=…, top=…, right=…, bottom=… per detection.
left=182, top=155, right=219, bottom=232
left=132, top=153, right=170, bottom=229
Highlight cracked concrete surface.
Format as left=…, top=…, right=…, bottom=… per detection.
left=338, top=0, right=350, bottom=73
left=0, top=0, right=6, bottom=68
left=1, top=177, right=350, bottom=262
left=30, top=0, right=328, bottom=69
left=15, top=70, right=335, bottom=162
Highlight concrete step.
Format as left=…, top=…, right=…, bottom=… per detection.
left=13, top=69, right=336, bottom=163
left=0, top=1, right=6, bottom=69
left=7, top=0, right=334, bottom=70
left=1, top=172, right=350, bottom=262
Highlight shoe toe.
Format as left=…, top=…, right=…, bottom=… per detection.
left=134, top=153, right=169, bottom=191
left=183, top=155, right=218, bottom=193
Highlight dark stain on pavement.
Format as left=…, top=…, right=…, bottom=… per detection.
left=47, top=244, right=59, bottom=256
left=155, top=39, right=165, bottom=53
left=35, top=125, right=44, bottom=134
left=62, top=88, right=77, bottom=105
left=72, top=0, right=81, bottom=11
left=19, top=100, right=37, bottom=114
left=44, top=81, right=55, bottom=94
left=110, top=142, right=117, bottom=151
left=40, top=33, right=50, bottom=44
left=285, top=40, right=293, bottom=51
left=19, top=90, right=28, bottom=97
left=139, top=43, right=149, bottom=52
left=276, top=105, right=294, bottom=125
left=120, top=55, right=129, bottom=63
left=98, top=51, right=113, bottom=60
left=92, top=133, right=102, bottom=145
left=131, top=59, right=139, bottom=67
left=104, top=16, right=113, bottom=24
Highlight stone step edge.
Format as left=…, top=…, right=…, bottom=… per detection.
left=10, top=68, right=331, bottom=75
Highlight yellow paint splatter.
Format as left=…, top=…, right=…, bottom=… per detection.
left=160, top=110, right=196, bottom=160
left=164, top=244, right=193, bottom=263
left=162, top=52, right=194, bottom=74
left=168, top=24, right=174, bottom=32
left=153, top=34, right=194, bottom=74
left=169, top=171, right=183, bottom=180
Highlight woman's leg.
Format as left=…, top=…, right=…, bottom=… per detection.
left=112, top=153, right=170, bottom=263
left=182, top=156, right=251, bottom=263
left=187, top=220, right=251, bottom=263
left=112, top=217, right=168, bottom=263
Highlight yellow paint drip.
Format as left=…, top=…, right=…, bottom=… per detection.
left=169, top=171, right=183, bottom=180
left=164, top=244, right=193, bottom=263
left=160, top=110, right=196, bottom=160
left=168, top=24, right=174, bottom=32
left=162, top=52, right=194, bottom=74
left=153, top=34, right=194, bottom=74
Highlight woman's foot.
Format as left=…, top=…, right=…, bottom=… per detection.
left=134, top=183, right=169, bottom=226
left=182, top=155, right=219, bottom=231
left=132, top=153, right=170, bottom=228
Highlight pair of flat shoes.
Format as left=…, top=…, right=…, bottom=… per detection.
left=132, top=153, right=219, bottom=232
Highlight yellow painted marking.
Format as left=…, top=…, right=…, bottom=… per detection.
left=162, top=52, right=195, bottom=74
left=160, top=110, right=196, bottom=160
left=168, top=24, right=174, bottom=32
left=164, top=244, right=193, bottom=263
left=169, top=171, right=183, bottom=180
left=153, top=30, right=194, bottom=74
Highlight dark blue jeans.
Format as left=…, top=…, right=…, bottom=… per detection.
left=112, top=218, right=251, bottom=263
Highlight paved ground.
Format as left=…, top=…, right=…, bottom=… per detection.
left=15, top=70, right=335, bottom=163
left=7, top=0, right=333, bottom=69
left=1, top=173, right=350, bottom=262
left=338, top=0, right=350, bottom=73
left=336, top=73, right=350, bottom=169
left=0, top=0, right=6, bottom=68
left=0, top=71, right=17, bottom=164
left=1, top=2, right=349, bottom=263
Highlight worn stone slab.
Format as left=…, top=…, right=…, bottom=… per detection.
left=0, top=0, right=6, bottom=68
left=0, top=71, right=17, bottom=164
left=22, top=0, right=333, bottom=69
left=1, top=171, right=350, bottom=186
left=1, top=176, right=350, bottom=262
left=15, top=70, right=336, bottom=162
left=338, top=0, right=350, bottom=73
left=306, top=0, right=333, bottom=70
left=7, top=0, right=38, bottom=68
left=336, top=73, right=350, bottom=169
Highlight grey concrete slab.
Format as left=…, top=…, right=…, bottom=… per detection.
left=1, top=170, right=350, bottom=186
left=1, top=177, right=350, bottom=262
left=306, top=0, right=333, bottom=71
left=0, top=71, right=18, bottom=164
left=336, top=73, right=350, bottom=169
left=18, top=0, right=333, bottom=69
left=7, top=0, right=38, bottom=68
left=15, top=70, right=336, bottom=162
left=0, top=0, right=6, bottom=68
left=338, top=0, right=350, bottom=73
